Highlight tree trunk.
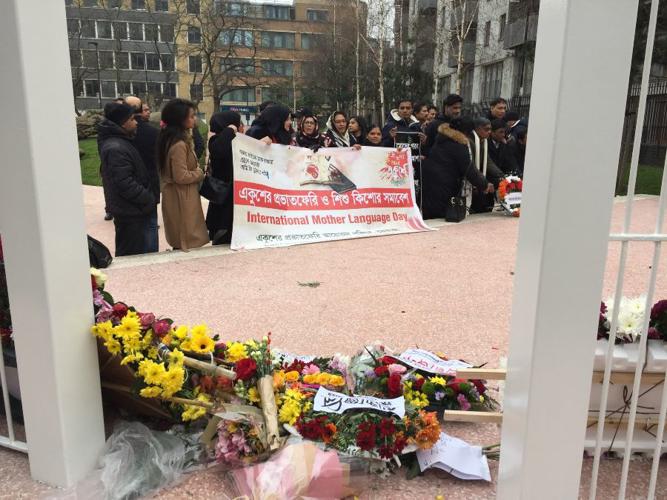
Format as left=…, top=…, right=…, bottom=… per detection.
left=379, top=41, right=385, bottom=122
left=456, top=39, right=464, bottom=94
left=355, top=0, right=361, bottom=115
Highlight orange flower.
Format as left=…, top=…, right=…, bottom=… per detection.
left=285, top=371, right=300, bottom=383
left=415, top=411, right=440, bottom=449
left=274, top=370, right=286, bottom=390
left=322, top=423, right=337, bottom=443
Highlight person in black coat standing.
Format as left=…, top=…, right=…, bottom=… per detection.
left=126, top=96, right=160, bottom=252
left=246, top=104, right=293, bottom=145
left=423, top=94, right=463, bottom=158
left=421, top=117, right=494, bottom=220
left=98, top=103, right=156, bottom=256
left=205, top=111, right=241, bottom=245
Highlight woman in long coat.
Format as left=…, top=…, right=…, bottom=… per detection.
left=157, top=98, right=209, bottom=251
left=205, top=110, right=241, bottom=245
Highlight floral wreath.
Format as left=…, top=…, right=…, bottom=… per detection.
left=498, top=176, right=522, bottom=217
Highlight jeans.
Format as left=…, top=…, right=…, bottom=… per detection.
left=114, top=215, right=150, bottom=257
left=145, top=208, right=159, bottom=253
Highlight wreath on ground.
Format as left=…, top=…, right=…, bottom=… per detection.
left=498, top=176, right=522, bottom=217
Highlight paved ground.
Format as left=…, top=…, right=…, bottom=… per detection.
left=1, top=186, right=666, bottom=499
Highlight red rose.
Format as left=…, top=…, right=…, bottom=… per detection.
left=413, top=378, right=425, bottom=391
left=471, top=379, right=487, bottom=395
left=379, top=356, right=396, bottom=365
left=234, top=358, right=257, bottom=381
left=387, top=373, right=402, bottom=397
left=153, top=319, right=171, bottom=338
left=374, top=365, right=389, bottom=377
left=112, top=303, right=128, bottom=319
left=139, top=312, right=156, bottom=328
left=379, top=418, right=395, bottom=438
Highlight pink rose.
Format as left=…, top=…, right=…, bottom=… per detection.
left=301, top=364, right=320, bottom=375
left=153, top=319, right=171, bottom=337
left=139, top=312, right=156, bottom=328
left=387, top=364, right=407, bottom=375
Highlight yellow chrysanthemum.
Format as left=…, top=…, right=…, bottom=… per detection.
left=162, top=334, right=172, bottom=346
left=174, top=325, right=189, bottom=340
left=140, top=386, right=162, bottom=398
left=168, top=349, right=184, bottom=366
left=120, top=352, right=143, bottom=366
left=429, top=376, right=447, bottom=387
left=225, top=342, right=248, bottom=362
left=247, top=387, right=261, bottom=403
left=141, top=330, right=153, bottom=349
left=115, top=315, right=141, bottom=338
left=328, top=375, right=345, bottom=387
left=123, top=332, right=142, bottom=353
left=104, top=338, right=122, bottom=356
left=142, top=361, right=167, bottom=385
left=91, top=321, right=114, bottom=341
left=161, top=366, right=185, bottom=398
left=190, top=324, right=210, bottom=338
left=278, top=399, right=302, bottom=425
left=284, top=371, right=300, bottom=383
left=180, top=339, right=192, bottom=352
left=147, top=347, right=159, bottom=360
left=189, top=332, right=215, bottom=354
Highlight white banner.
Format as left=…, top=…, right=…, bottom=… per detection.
left=231, top=134, right=431, bottom=250
left=313, top=387, right=405, bottom=418
left=396, top=348, right=472, bottom=376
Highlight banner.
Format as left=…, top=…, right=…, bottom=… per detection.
left=396, top=348, right=472, bottom=376
left=313, top=387, right=406, bottom=418
left=231, top=134, right=431, bottom=250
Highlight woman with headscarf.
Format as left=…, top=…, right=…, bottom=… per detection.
left=295, top=111, right=328, bottom=151
left=348, top=116, right=367, bottom=146
left=205, top=110, right=242, bottom=245
left=246, top=104, right=294, bottom=145
left=325, top=111, right=353, bottom=148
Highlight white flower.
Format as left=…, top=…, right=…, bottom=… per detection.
left=617, top=310, right=641, bottom=337
left=90, top=267, right=107, bottom=288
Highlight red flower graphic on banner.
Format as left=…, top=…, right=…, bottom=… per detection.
left=380, top=150, right=410, bottom=185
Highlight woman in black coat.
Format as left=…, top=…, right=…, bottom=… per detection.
left=295, top=111, right=328, bottom=151
left=246, top=105, right=293, bottom=145
left=421, top=116, right=494, bottom=220
left=205, top=111, right=241, bottom=245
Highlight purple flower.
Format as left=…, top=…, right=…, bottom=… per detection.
left=651, top=300, right=667, bottom=321
left=648, top=327, right=661, bottom=339
left=457, top=393, right=471, bottom=411
left=435, top=390, right=445, bottom=401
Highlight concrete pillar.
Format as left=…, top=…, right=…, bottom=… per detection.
left=0, top=0, right=105, bottom=487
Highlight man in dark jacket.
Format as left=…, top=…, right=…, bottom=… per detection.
left=485, top=97, right=508, bottom=121
left=126, top=96, right=160, bottom=253
left=98, top=102, right=156, bottom=257
left=381, top=99, right=423, bottom=147
left=469, top=117, right=504, bottom=213
left=423, top=94, right=463, bottom=158
left=488, top=119, right=521, bottom=175
left=504, top=111, right=528, bottom=144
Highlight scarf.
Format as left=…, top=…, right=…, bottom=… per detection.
left=325, top=115, right=351, bottom=148
left=472, top=131, right=488, bottom=176
left=297, top=115, right=324, bottom=150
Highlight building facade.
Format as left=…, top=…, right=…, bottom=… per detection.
left=66, top=0, right=179, bottom=111
left=432, top=0, right=538, bottom=109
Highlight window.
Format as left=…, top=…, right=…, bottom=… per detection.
left=261, top=87, right=293, bottom=103
left=69, top=49, right=81, bottom=67
left=481, top=61, right=503, bottom=100
left=146, top=53, right=161, bottom=70
left=155, top=0, right=169, bottom=11
left=262, top=60, right=292, bottom=76
left=117, top=81, right=132, bottom=95
left=160, top=24, right=174, bottom=42
left=189, top=55, right=202, bottom=73
left=105, top=0, right=121, bottom=7
left=260, top=31, right=294, bottom=49
left=132, top=82, right=147, bottom=95
left=220, top=29, right=254, bottom=47
left=97, top=20, right=112, bottom=39
left=222, top=58, right=255, bottom=74
left=84, top=80, right=99, bottom=97
left=188, top=26, right=201, bottom=44
left=80, top=19, right=96, bottom=38
left=161, top=54, right=174, bottom=71
left=145, top=23, right=159, bottom=41
left=115, top=51, right=129, bottom=69
left=131, top=0, right=145, bottom=9
left=187, top=0, right=199, bottom=14
left=461, top=67, right=474, bottom=104
left=223, top=87, right=254, bottom=102
left=72, top=79, right=84, bottom=97
left=113, top=22, right=127, bottom=40
left=129, top=23, right=144, bottom=40
left=484, top=20, right=491, bottom=47
left=306, top=9, right=328, bottom=22
left=99, top=51, right=114, bottom=69
left=190, top=83, right=203, bottom=101
left=101, top=81, right=117, bottom=98
left=82, top=0, right=98, bottom=7
left=164, top=83, right=177, bottom=97
left=222, top=2, right=247, bottom=16
left=131, top=52, right=145, bottom=69
left=301, top=33, right=322, bottom=50
left=264, top=6, right=290, bottom=19
left=66, top=19, right=79, bottom=36
left=147, top=82, right=162, bottom=96
left=499, top=14, right=506, bottom=42
left=82, top=50, right=98, bottom=68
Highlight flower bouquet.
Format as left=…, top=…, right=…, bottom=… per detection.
left=498, top=176, right=522, bottom=217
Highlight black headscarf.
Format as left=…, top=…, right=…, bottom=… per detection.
left=350, top=116, right=368, bottom=144
left=251, top=104, right=292, bottom=145
left=210, top=111, right=241, bottom=134
left=296, top=112, right=325, bottom=150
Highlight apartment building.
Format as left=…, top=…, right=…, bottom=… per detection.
left=66, top=0, right=179, bottom=111
left=432, top=0, right=539, bottom=107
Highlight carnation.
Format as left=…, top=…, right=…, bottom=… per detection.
left=387, top=364, right=407, bottom=375
left=387, top=373, right=403, bottom=397
left=234, top=358, right=258, bottom=381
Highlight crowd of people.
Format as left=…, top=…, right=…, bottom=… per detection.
left=96, top=93, right=528, bottom=257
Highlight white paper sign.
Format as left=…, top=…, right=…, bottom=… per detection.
left=396, top=348, right=472, bottom=375
left=313, top=387, right=405, bottom=418
left=417, top=432, right=491, bottom=481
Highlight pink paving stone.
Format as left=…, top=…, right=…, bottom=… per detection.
left=1, top=186, right=666, bottom=499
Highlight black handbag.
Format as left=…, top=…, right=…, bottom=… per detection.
left=200, top=174, right=231, bottom=205
left=87, top=235, right=113, bottom=268
left=445, top=195, right=467, bottom=222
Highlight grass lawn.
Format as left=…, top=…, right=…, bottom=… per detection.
left=616, top=164, right=665, bottom=196
left=79, top=122, right=209, bottom=186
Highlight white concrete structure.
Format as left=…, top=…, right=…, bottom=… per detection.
left=497, top=0, right=638, bottom=498
left=0, top=0, right=105, bottom=488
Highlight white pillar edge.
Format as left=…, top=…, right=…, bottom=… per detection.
left=0, top=0, right=105, bottom=487
left=497, top=1, right=638, bottom=498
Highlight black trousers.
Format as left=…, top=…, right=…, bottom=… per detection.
left=113, top=215, right=149, bottom=257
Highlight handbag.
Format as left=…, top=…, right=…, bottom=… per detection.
left=445, top=195, right=467, bottom=222
left=199, top=160, right=231, bottom=205
left=87, top=235, right=113, bottom=268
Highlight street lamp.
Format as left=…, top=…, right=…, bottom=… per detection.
left=88, top=41, right=102, bottom=108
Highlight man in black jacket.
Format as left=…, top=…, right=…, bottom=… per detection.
left=488, top=119, right=521, bottom=175
left=381, top=99, right=423, bottom=147
left=423, top=94, right=463, bottom=158
left=98, top=102, right=156, bottom=257
left=126, top=96, right=160, bottom=253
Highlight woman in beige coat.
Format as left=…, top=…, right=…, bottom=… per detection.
left=157, top=99, right=209, bottom=251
